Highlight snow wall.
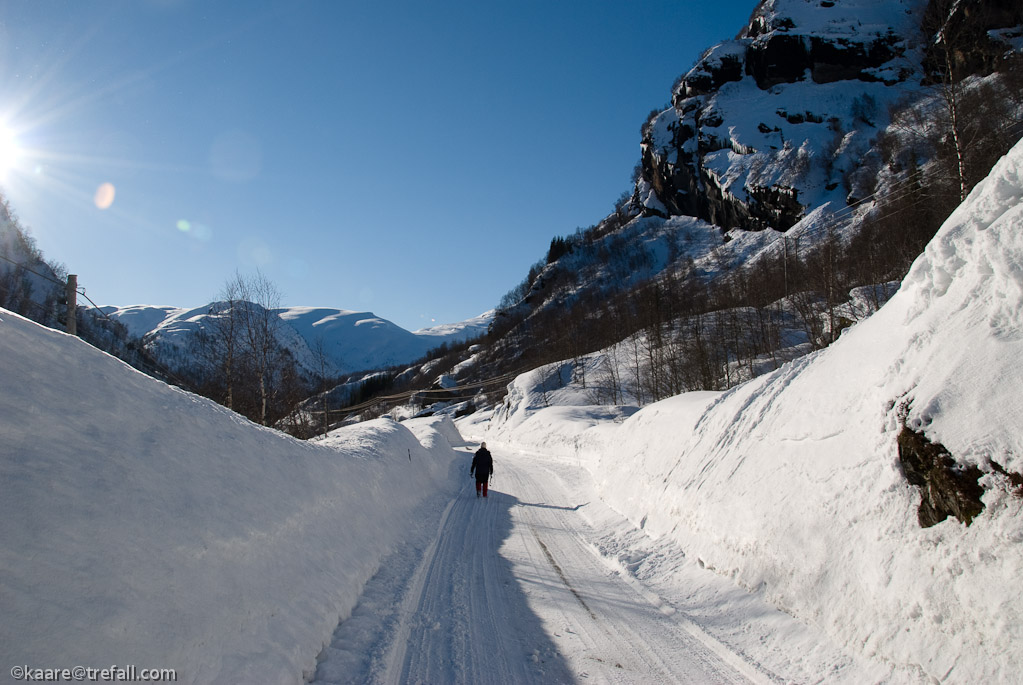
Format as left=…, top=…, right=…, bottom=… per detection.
left=477, top=140, right=1023, bottom=682
left=0, top=311, right=464, bottom=683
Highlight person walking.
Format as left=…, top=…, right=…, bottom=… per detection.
left=470, top=442, right=494, bottom=498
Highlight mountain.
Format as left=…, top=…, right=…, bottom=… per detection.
left=639, top=0, right=1022, bottom=229
left=442, top=0, right=1022, bottom=406
left=1, top=197, right=148, bottom=366
left=101, top=303, right=492, bottom=376
left=639, top=0, right=923, bottom=228
left=4, top=0, right=1020, bottom=431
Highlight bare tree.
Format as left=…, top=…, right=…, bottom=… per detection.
left=189, top=271, right=298, bottom=427
left=920, top=0, right=1023, bottom=203
left=592, top=343, right=625, bottom=406
left=193, top=275, right=245, bottom=410
left=236, top=271, right=283, bottom=426
left=311, top=335, right=334, bottom=437
left=930, top=0, right=969, bottom=201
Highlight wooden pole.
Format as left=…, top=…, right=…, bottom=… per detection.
left=65, top=274, right=77, bottom=336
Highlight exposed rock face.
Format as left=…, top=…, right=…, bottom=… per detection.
left=897, top=425, right=985, bottom=528
left=639, top=0, right=925, bottom=232
left=636, top=0, right=1022, bottom=235
left=920, top=0, right=1023, bottom=82
left=742, top=25, right=907, bottom=89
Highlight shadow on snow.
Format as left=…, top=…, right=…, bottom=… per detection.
left=311, top=457, right=574, bottom=684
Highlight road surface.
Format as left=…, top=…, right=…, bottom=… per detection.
left=309, top=444, right=804, bottom=684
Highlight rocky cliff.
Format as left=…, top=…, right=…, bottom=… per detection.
left=635, top=0, right=1021, bottom=233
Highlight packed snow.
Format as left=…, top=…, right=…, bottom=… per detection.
left=0, top=311, right=464, bottom=682
left=2, top=305, right=863, bottom=684
left=469, top=139, right=1023, bottom=682
left=311, top=443, right=880, bottom=684
left=2, top=142, right=1022, bottom=684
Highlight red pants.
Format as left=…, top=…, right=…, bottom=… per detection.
left=475, top=480, right=488, bottom=497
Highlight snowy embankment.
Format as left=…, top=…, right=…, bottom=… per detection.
left=0, top=313, right=463, bottom=683
left=473, top=141, right=1023, bottom=682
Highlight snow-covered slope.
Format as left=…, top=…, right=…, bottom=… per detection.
left=0, top=310, right=465, bottom=682
left=473, top=139, right=1023, bottom=682
left=103, top=303, right=492, bottom=374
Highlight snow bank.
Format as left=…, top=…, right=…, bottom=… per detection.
left=0, top=311, right=463, bottom=683
left=404, top=414, right=472, bottom=449
left=480, top=362, right=636, bottom=457
left=478, top=141, right=1023, bottom=681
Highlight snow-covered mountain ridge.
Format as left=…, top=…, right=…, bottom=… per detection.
left=102, top=303, right=492, bottom=375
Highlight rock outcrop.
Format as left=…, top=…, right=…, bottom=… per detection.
left=634, top=0, right=1020, bottom=234
left=897, top=424, right=986, bottom=528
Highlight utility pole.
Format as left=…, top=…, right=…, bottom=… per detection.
left=65, top=274, right=77, bottom=335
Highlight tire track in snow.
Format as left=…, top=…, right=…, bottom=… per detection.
left=378, top=492, right=459, bottom=684
left=318, top=445, right=765, bottom=683
left=577, top=534, right=778, bottom=685
left=501, top=451, right=759, bottom=684
left=377, top=471, right=566, bottom=684
left=531, top=526, right=598, bottom=621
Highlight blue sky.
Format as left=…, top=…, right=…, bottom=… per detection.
left=0, top=0, right=753, bottom=331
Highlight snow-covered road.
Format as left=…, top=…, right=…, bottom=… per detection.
left=310, top=445, right=796, bottom=684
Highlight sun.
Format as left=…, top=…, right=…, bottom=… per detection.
left=0, top=123, right=23, bottom=179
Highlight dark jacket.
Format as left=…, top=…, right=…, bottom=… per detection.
left=470, top=447, right=493, bottom=482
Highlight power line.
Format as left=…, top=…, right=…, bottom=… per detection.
left=0, top=252, right=200, bottom=392
left=0, top=251, right=67, bottom=288
left=74, top=286, right=198, bottom=392
left=0, top=250, right=525, bottom=423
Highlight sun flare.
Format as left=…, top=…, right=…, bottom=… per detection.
left=0, top=123, right=22, bottom=179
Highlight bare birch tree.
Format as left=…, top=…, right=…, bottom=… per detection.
left=237, top=271, right=283, bottom=426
